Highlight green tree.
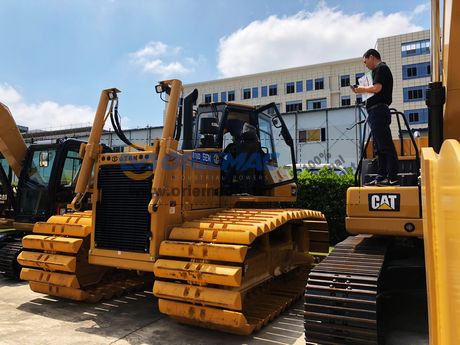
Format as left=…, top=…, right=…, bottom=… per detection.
left=295, top=167, right=354, bottom=245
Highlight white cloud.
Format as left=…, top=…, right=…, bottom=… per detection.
left=130, top=41, right=196, bottom=78
left=413, top=3, right=429, bottom=15
left=217, top=4, right=424, bottom=77
left=0, top=83, right=95, bottom=130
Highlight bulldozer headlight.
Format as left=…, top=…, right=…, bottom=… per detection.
left=155, top=84, right=164, bottom=93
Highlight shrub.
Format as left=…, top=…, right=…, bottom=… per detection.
left=295, top=167, right=354, bottom=245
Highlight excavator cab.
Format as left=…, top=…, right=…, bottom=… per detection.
left=15, top=139, right=86, bottom=225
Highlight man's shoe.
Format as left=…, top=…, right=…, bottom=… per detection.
left=365, top=175, right=385, bottom=186
left=377, top=178, right=400, bottom=186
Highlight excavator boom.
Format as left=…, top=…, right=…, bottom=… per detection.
left=0, top=102, right=27, bottom=177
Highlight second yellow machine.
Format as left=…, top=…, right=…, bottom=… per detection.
left=19, top=80, right=329, bottom=334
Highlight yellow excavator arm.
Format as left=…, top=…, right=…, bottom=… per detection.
left=0, top=102, right=27, bottom=177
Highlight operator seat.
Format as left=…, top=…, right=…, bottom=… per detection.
left=221, top=120, right=265, bottom=195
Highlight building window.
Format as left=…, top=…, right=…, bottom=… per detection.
left=401, top=39, right=430, bottom=57
left=356, top=95, right=363, bottom=104
left=221, top=92, right=227, bottom=102
left=404, top=86, right=427, bottom=102
left=402, top=62, right=431, bottom=80
left=252, top=87, right=258, bottom=98
left=296, top=81, right=303, bottom=93
left=355, top=73, right=364, bottom=85
left=204, top=94, right=211, bottom=103
left=286, top=101, right=302, bottom=113
left=341, top=96, right=351, bottom=106
left=269, top=84, right=277, bottom=96
left=409, top=112, right=419, bottom=122
left=306, top=79, right=313, bottom=91
left=243, top=88, right=251, bottom=99
left=307, top=98, right=327, bottom=110
left=261, top=86, right=267, bottom=97
left=286, top=82, right=295, bottom=94
left=228, top=90, right=235, bottom=102
left=212, top=93, right=218, bottom=103
left=404, top=108, right=428, bottom=124
left=299, top=128, right=326, bottom=143
left=340, top=75, right=350, bottom=87
left=315, top=78, right=324, bottom=90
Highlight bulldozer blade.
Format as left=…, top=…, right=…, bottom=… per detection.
left=22, top=234, right=83, bottom=253
left=20, top=268, right=80, bottom=288
left=159, top=241, right=248, bottom=263
left=153, top=281, right=243, bottom=310
left=153, top=259, right=242, bottom=287
left=17, top=251, right=76, bottom=273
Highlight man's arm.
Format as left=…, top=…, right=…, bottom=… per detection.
left=351, top=83, right=382, bottom=94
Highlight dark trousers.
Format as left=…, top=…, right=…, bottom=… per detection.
left=367, top=104, right=398, bottom=180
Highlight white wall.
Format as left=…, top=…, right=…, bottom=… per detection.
left=279, top=107, right=360, bottom=169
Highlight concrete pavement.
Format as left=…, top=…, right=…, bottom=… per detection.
left=0, top=276, right=305, bottom=345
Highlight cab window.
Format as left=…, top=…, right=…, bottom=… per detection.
left=60, top=150, right=82, bottom=187
left=28, top=150, right=56, bottom=186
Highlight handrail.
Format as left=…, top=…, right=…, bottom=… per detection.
left=353, top=105, right=421, bottom=186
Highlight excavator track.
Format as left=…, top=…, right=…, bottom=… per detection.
left=0, top=240, right=22, bottom=279
left=304, top=234, right=390, bottom=345
left=18, top=211, right=149, bottom=302
left=153, top=208, right=328, bottom=335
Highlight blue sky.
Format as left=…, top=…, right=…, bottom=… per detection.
left=0, top=0, right=430, bottom=130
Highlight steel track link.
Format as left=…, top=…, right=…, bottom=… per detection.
left=0, top=240, right=22, bottom=279
left=304, top=235, right=390, bottom=345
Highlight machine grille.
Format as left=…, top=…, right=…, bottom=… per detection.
left=95, top=164, right=153, bottom=252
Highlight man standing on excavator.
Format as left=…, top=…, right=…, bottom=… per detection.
left=351, top=48, right=399, bottom=186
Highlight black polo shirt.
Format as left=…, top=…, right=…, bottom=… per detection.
left=366, top=62, right=393, bottom=109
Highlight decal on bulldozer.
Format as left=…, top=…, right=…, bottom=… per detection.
left=368, top=193, right=401, bottom=211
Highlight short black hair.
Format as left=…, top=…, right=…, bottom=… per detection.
left=363, top=49, right=381, bottom=60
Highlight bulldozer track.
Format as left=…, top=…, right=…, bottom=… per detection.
left=304, top=234, right=390, bottom=345
left=153, top=208, right=328, bottom=335
left=18, top=211, right=150, bottom=302
left=0, top=240, right=22, bottom=279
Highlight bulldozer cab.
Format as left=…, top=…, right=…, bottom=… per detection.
left=15, top=139, right=85, bottom=224
left=192, top=102, right=297, bottom=197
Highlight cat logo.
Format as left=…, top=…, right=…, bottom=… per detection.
left=368, top=193, right=400, bottom=212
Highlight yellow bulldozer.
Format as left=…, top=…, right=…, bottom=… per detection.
left=304, top=0, right=460, bottom=344
left=19, top=80, right=330, bottom=333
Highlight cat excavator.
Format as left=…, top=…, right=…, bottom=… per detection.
left=19, top=80, right=330, bottom=333
left=304, top=0, right=460, bottom=344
